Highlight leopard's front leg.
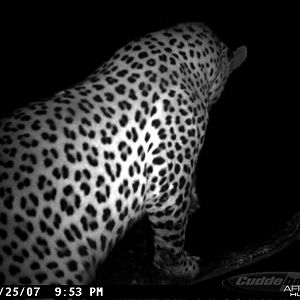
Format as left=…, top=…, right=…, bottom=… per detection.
left=146, top=187, right=200, bottom=279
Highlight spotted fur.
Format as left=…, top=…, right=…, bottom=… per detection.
left=0, top=22, right=246, bottom=284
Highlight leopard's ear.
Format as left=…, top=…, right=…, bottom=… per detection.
left=229, top=46, right=247, bottom=74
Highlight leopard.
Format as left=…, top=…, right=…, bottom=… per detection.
left=0, top=22, right=247, bottom=284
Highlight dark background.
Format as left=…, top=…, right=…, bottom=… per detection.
left=1, top=3, right=299, bottom=295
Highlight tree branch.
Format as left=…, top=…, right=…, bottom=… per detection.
left=187, top=211, right=300, bottom=285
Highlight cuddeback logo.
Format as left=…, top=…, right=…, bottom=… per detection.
left=223, top=272, right=300, bottom=296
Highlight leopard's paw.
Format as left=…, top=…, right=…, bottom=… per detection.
left=154, top=251, right=200, bottom=279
